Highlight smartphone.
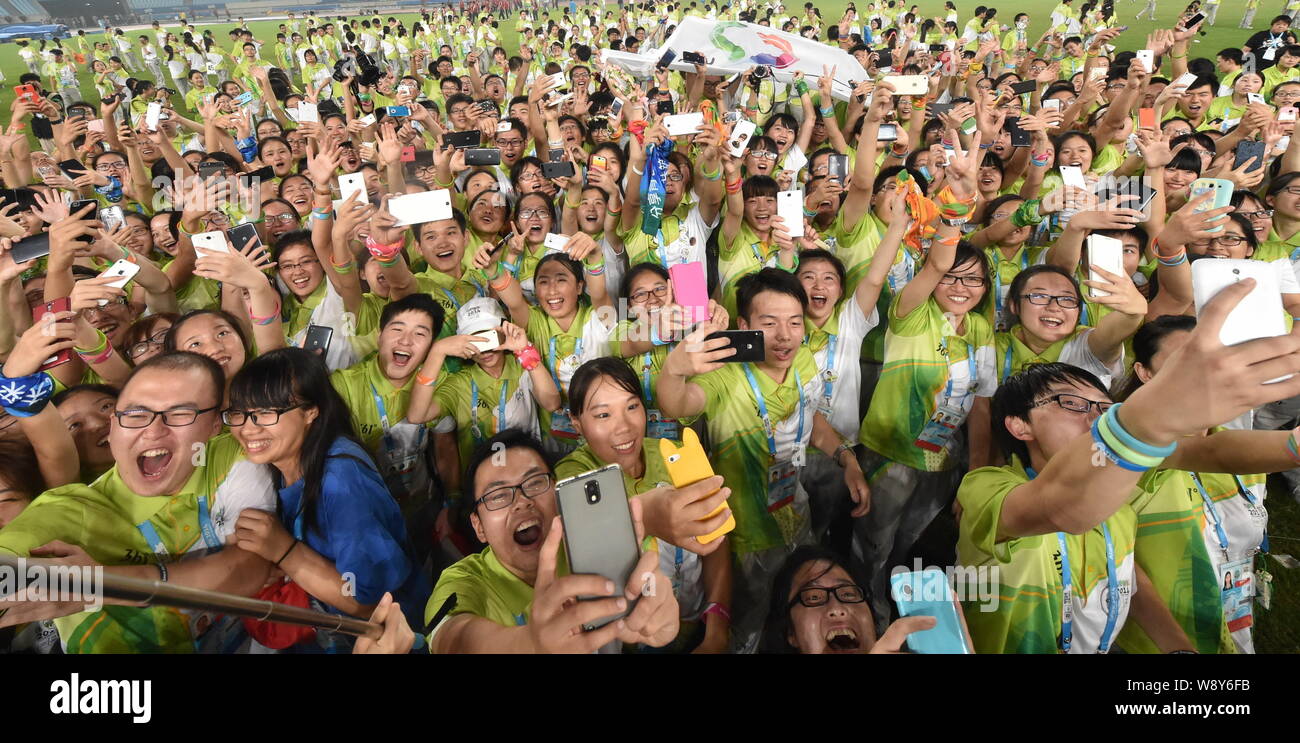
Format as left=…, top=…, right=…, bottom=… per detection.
left=663, top=112, right=705, bottom=137
left=1183, top=12, right=1205, bottom=29
left=34, top=297, right=72, bottom=371
left=1281, top=106, right=1299, bottom=123
left=399, top=145, right=416, bottom=163
left=1135, top=49, right=1154, bottom=73
left=444, top=130, right=482, bottom=149
left=87, top=119, right=105, bottom=134
left=1172, top=72, right=1198, bottom=90
left=1060, top=165, right=1086, bottom=190
left=356, top=113, right=377, bottom=127
left=190, top=230, right=229, bottom=256
left=890, top=569, right=974, bottom=654
left=97, top=258, right=140, bottom=305
left=555, top=464, right=641, bottom=630
left=67, top=200, right=98, bottom=242
left=877, top=123, right=899, bottom=142
left=10, top=232, right=51, bottom=263
left=338, top=172, right=367, bottom=204
left=658, top=428, right=735, bottom=545
left=100, top=205, right=125, bottom=233
left=1235, top=141, right=1267, bottom=173
left=227, top=222, right=262, bottom=254
left=590, top=154, right=608, bottom=170
left=656, top=98, right=675, bottom=115
left=384, top=105, right=410, bottom=117
left=145, top=101, right=162, bottom=131
left=1010, top=80, right=1037, bottom=95
left=1041, top=98, right=1063, bottom=111
left=1006, top=117, right=1030, bottom=147
left=1247, top=92, right=1266, bottom=106
left=881, top=74, right=928, bottom=96
left=542, top=160, right=575, bottom=179
left=388, top=189, right=453, bottom=226
left=609, top=98, right=624, bottom=119
left=703, top=329, right=765, bottom=363
left=681, top=50, right=707, bottom=65
left=1189, top=178, right=1235, bottom=233
left=655, top=49, right=677, bottom=70
left=197, top=162, right=226, bottom=181
left=14, top=83, right=40, bottom=105
left=241, top=165, right=274, bottom=185
left=303, top=324, right=333, bottom=355
left=1138, top=107, right=1157, bottom=129
left=727, top=120, right=758, bottom=157
left=59, top=159, right=88, bottom=179
left=542, top=233, right=570, bottom=252
left=464, top=147, right=502, bottom=166
left=828, top=153, right=849, bottom=183
left=297, top=101, right=319, bottom=123
left=668, top=261, right=709, bottom=326
left=232, top=91, right=254, bottom=107
left=1192, top=259, right=1288, bottom=350
left=469, top=328, right=500, bottom=351
left=1085, top=234, right=1125, bottom=299
left=776, top=190, right=805, bottom=238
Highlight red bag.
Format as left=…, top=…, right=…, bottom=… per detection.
left=242, top=578, right=317, bottom=649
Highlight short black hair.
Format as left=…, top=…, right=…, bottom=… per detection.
left=795, top=249, right=847, bottom=295
left=125, top=351, right=225, bottom=404
left=991, top=362, right=1110, bottom=464
left=379, top=292, right=446, bottom=335
left=568, top=357, right=643, bottom=419
left=52, top=383, right=119, bottom=408
left=1005, top=264, right=1082, bottom=326
left=736, top=267, right=808, bottom=320
left=463, top=428, right=554, bottom=506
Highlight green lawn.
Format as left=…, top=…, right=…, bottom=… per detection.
left=3, top=4, right=1297, bottom=652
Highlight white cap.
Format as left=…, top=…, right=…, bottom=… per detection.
left=457, top=296, right=506, bottom=336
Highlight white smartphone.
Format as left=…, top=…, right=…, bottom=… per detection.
left=356, top=113, right=377, bottom=127
left=1085, top=234, right=1125, bottom=299
left=727, top=120, right=757, bottom=157
left=190, top=230, right=228, bottom=255
left=1280, top=107, right=1299, bottom=123
left=100, top=205, right=125, bottom=233
left=98, top=258, right=140, bottom=290
left=388, top=189, right=453, bottom=226
left=881, top=74, right=928, bottom=95
left=663, top=112, right=705, bottom=136
left=297, top=101, right=319, bottom=122
left=777, top=190, right=805, bottom=239
left=543, top=232, right=570, bottom=251
left=496, top=121, right=512, bottom=132
left=338, top=172, right=367, bottom=204
left=1135, top=49, right=1154, bottom=73
left=471, top=328, right=500, bottom=351
left=1248, top=92, right=1266, bottom=106
left=1060, top=165, right=1086, bottom=190
left=1192, top=259, right=1288, bottom=355
left=1088, top=66, right=1107, bottom=81
left=145, top=102, right=162, bottom=131
left=1042, top=98, right=1063, bottom=111
left=1172, top=72, right=1198, bottom=90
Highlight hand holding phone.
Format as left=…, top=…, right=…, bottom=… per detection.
left=659, top=428, right=735, bottom=545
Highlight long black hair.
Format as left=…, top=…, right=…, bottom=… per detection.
left=758, top=545, right=874, bottom=654
left=227, top=347, right=365, bottom=533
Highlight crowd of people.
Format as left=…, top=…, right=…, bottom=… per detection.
left=0, top=0, right=1296, bottom=655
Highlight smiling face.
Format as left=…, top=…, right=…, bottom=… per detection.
left=56, top=389, right=117, bottom=471
left=1016, top=271, right=1080, bottom=345
left=261, top=139, right=292, bottom=176
left=417, top=218, right=466, bottom=274
left=109, top=366, right=223, bottom=497
left=744, top=191, right=777, bottom=234
left=573, top=376, right=646, bottom=474
left=173, top=313, right=246, bottom=378
left=379, top=309, right=436, bottom=382
left=1180, top=84, right=1214, bottom=121
left=469, top=445, right=557, bottom=584
left=150, top=213, right=178, bottom=255
left=739, top=289, right=804, bottom=371
left=279, top=175, right=313, bottom=215
left=534, top=259, right=583, bottom=321
left=934, top=256, right=988, bottom=317
left=1190, top=219, right=1253, bottom=259
left=797, top=258, right=843, bottom=324
left=1056, top=134, right=1094, bottom=172
left=230, top=403, right=318, bottom=474
left=1010, top=379, right=1109, bottom=465
left=514, top=194, right=553, bottom=244
left=575, top=187, right=606, bottom=234
left=767, top=121, right=796, bottom=154
left=275, top=242, right=325, bottom=299
left=786, top=560, right=877, bottom=654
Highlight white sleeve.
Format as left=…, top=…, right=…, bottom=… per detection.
left=1061, top=328, right=1125, bottom=379
left=841, top=293, right=879, bottom=342
left=432, top=415, right=457, bottom=434
left=211, top=459, right=277, bottom=543
left=1274, top=258, right=1300, bottom=295
left=974, top=343, right=998, bottom=397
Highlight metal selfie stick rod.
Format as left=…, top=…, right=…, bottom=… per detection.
left=0, top=554, right=382, bottom=639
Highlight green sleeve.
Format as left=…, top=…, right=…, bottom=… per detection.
left=957, top=466, right=1042, bottom=564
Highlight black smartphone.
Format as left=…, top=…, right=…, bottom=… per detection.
left=704, top=330, right=765, bottom=363
left=1183, top=12, right=1205, bottom=28
left=929, top=44, right=945, bottom=53
left=656, top=49, right=676, bottom=70
left=874, top=49, right=893, bottom=69
left=542, top=161, right=576, bottom=179
left=412, top=149, right=435, bottom=169
left=303, top=324, right=333, bottom=355
left=1006, top=117, right=1031, bottom=147
left=828, top=153, right=849, bottom=183
left=1234, top=140, right=1267, bottom=173
left=928, top=102, right=954, bottom=118
left=1010, top=80, right=1038, bottom=95
left=227, top=222, right=261, bottom=254
left=464, top=147, right=502, bottom=166
left=656, top=98, right=675, bottom=115
left=58, top=159, right=88, bottom=179
left=244, top=165, right=275, bottom=181
left=10, top=232, right=51, bottom=263
left=681, top=51, right=707, bottom=65
left=198, top=162, right=225, bottom=180
left=491, top=231, right=514, bottom=256
left=445, top=130, right=482, bottom=149
left=68, top=199, right=98, bottom=243
left=31, top=116, right=53, bottom=139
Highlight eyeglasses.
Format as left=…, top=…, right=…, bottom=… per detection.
left=475, top=471, right=555, bottom=511
left=279, top=257, right=319, bottom=272
left=114, top=405, right=219, bottom=428
left=788, top=583, right=866, bottom=608
left=1191, top=234, right=1249, bottom=248
left=83, top=296, right=128, bottom=318
left=518, top=208, right=550, bottom=220
left=128, top=328, right=170, bottom=359
left=1032, top=393, right=1115, bottom=415
left=939, top=274, right=987, bottom=287
left=497, top=137, right=523, bottom=147
left=1239, top=210, right=1275, bottom=220
left=222, top=404, right=303, bottom=427
left=96, top=161, right=128, bottom=172
left=265, top=213, right=299, bottom=225
left=630, top=283, right=669, bottom=304
left=1282, top=187, right=1300, bottom=196
left=665, top=173, right=685, bottom=182
left=1020, top=292, right=1080, bottom=309
left=749, top=150, right=778, bottom=160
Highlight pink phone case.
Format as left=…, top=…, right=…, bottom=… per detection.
left=669, top=261, right=709, bottom=325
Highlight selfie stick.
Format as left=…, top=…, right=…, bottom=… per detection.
left=0, top=554, right=382, bottom=640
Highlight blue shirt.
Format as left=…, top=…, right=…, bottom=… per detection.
left=279, top=437, right=431, bottom=635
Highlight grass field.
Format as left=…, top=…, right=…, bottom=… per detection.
left=3, top=2, right=1299, bottom=652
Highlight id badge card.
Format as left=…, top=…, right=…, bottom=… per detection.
left=1265, top=46, right=1278, bottom=61
left=550, top=408, right=580, bottom=439
left=666, top=234, right=692, bottom=264
left=646, top=409, right=680, bottom=440
left=1220, top=556, right=1255, bottom=632
left=915, top=403, right=965, bottom=453
left=766, top=459, right=798, bottom=512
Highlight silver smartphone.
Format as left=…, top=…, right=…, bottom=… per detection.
left=555, top=464, right=641, bottom=631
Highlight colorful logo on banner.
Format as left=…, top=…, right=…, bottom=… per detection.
left=709, top=21, right=798, bottom=68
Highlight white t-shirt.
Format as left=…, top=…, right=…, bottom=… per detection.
left=812, top=298, right=879, bottom=439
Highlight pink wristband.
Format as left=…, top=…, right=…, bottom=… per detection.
left=515, top=344, right=541, bottom=371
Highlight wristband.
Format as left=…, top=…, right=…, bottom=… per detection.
left=1287, top=432, right=1300, bottom=465
left=833, top=440, right=856, bottom=467
left=365, top=235, right=405, bottom=261
left=0, top=370, right=54, bottom=417
left=73, top=329, right=109, bottom=357
left=1101, top=403, right=1178, bottom=459
left=699, top=161, right=722, bottom=181
left=416, top=370, right=439, bottom=387
left=794, top=80, right=810, bottom=97
left=564, top=197, right=581, bottom=209
left=1156, top=251, right=1187, bottom=267
left=818, top=106, right=834, bottom=117
left=78, top=342, right=115, bottom=366
left=1090, top=417, right=1153, bottom=472
left=585, top=262, right=606, bottom=277
left=936, top=185, right=977, bottom=222
left=1010, top=198, right=1044, bottom=227
left=702, top=602, right=731, bottom=623
left=276, top=539, right=299, bottom=566
left=489, top=271, right=513, bottom=291
left=329, top=253, right=357, bottom=273
left=485, top=260, right=504, bottom=281
left=802, top=206, right=818, bottom=217
left=607, top=206, right=622, bottom=216
left=725, top=177, right=743, bottom=194
left=515, top=343, right=542, bottom=371
left=119, top=246, right=138, bottom=263
left=630, top=162, right=644, bottom=175
left=249, top=298, right=281, bottom=326
left=156, top=561, right=168, bottom=582
left=311, top=207, right=333, bottom=221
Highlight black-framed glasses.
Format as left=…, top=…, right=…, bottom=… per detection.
left=127, top=328, right=170, bottom=359
left=939, top=274, right=987, bottom=287
left=1032, top=393, right=1114, bottom=415
left=629, top=284, right=669, bottom=304
left=1239, top=210, right=1274, bottom=220
left=114, top=405, right=219, bottom=428
left=475, top=471, right=555, bottom=511
left=789, top=583, right=867, bottom=608
left=1020, top=292, right=1080, bottom=309
left=83, top=296, right=129, bottom=318
left=518, top=208, right=550, bottom=220
left=1190, top=235, right=1249, bottom=248
left=265, top=213, right=299, bottom=225
left=222, top=404, right=303, bottom=427
left=750, top=150, right=778, bottom=160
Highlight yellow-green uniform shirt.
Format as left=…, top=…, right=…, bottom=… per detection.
left=432, top=357, right=537, bottom=477
left=330, top=355, right=430, bottom=455
left=426, top=546, right=569, bottom=648
left=985, top=244, right=1046, bottom=331
left=716, top=222, right=779, bottom=319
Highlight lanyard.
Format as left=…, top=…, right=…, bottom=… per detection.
left=642, top=352, right=655, bottom=405
left=654, top=227, right=684, bottom=268
left=441, top=288, right=462, bottom=311
left=992, top=250, right=1029, bottom=317
left=748, top=240, right=768, bottom=266
left=742, top=362, right=804, bottom=459
left=941, top=340, right=979, bottom=407
left=136, top=494, right=222, bottom=561
left=368, top=383, right=393, bottom=432
left=470, top=376, right=511, bottom=443
left=813, top=331, right=838, bottom=408
left=1190, top=472, right=1269, bottom=557
left=547, top=334, right=584, bottom=393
